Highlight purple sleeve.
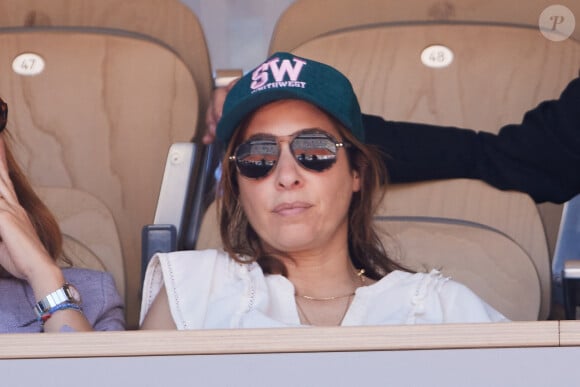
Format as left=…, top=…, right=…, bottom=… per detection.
left=65, top=269, right=126, bottom=331
left=90, top=272, right=126, bottom=331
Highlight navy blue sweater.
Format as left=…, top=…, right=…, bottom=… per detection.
left=365, top=77, right=580, bottom=203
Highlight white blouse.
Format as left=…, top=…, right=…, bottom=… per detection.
left=139, top=249, right=507, bottom=329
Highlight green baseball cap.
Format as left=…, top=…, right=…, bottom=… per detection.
left=216, top=52, right=365, bottom=144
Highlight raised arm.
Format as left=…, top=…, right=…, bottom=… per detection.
left=0, top=137, right=92, bottom=332
left=368, top=76, right=580, bottom=203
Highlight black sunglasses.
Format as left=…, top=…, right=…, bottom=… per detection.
left=229, top=128, right=350, bottom=179
left=0, top=98, right=6, bottom=132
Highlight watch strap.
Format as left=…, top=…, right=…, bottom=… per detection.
left=34, top=284, right=75, bottom=318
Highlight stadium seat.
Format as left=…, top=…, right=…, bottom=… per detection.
left=0, top=0, right=213, bottom=327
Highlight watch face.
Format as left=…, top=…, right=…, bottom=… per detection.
left=65, top=284, right=82, bottom=304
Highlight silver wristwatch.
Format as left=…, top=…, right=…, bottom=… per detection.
left=34, top=283, right=82, bottom=317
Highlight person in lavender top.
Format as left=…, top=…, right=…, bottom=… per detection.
left=0, top=97, right=124, bottom=333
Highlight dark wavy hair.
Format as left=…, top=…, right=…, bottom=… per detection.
left=3, top=134, right=64, bottom=263
left=218, top=108, right=408, bottom=280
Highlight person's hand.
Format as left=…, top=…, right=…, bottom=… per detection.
left=0, top=136, right=93, bottom=331
left=203, top=78, right=239, bottom=144
left=0, top=137, right=59, bottom=286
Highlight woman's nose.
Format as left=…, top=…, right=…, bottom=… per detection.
left=274, top=145, right=303, bottom=189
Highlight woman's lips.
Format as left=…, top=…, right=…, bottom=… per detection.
left=272, top=202, right=312, bottom=216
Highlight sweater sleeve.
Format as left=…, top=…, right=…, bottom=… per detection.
left=64, top=269, right=125, bottom=331
left=89, top=271, right=125, bottom=331
left=365, top=76, right=580, bottom=204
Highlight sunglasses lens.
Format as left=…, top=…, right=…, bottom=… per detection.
left=235, top=139, right=278, bottom=178
left=291, top=132, right=338, bottom=172
left=233, top=130, right=343, bottom=179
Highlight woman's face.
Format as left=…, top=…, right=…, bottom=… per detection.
left=236, top=99, right=360, bottom=255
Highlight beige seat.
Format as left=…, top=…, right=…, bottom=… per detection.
left=196, top=202, right=221, bottom=251
left=0, top=0, right=213, bottom=328
left=36, top=186, right=125, bottom=300
left=376, top=179, right=544, bottom=321
left=248, top=0, right=580, bottom=319
left=376, top=220, right=540, bottom=321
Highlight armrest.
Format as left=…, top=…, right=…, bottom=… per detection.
left=563, top=260, right=580, bottom=319
left=141, top=224, right=176, bottom=284
left=553, top=194, right=580, bottom=318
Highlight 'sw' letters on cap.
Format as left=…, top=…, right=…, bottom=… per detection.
left=251, top=57, right=307, bottom=91
left=217, top=51, right=365, bottom=144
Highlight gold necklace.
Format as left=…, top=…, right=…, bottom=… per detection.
left=297, top=292, right=354, bottom=301
left=294, top=268, right=366, bottom=326
left=294, top=269, right=366, bottom=301
left=296, top=294, right=353, bottom=326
